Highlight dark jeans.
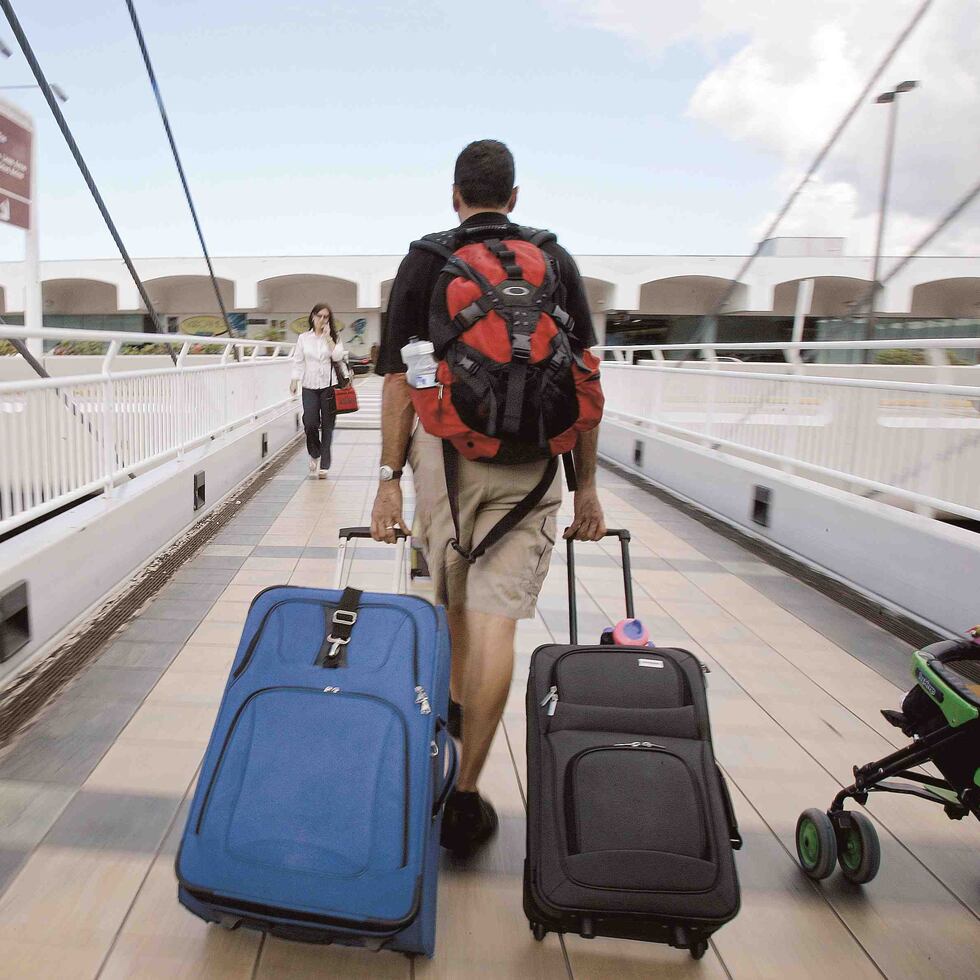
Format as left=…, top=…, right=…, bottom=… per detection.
left=302, top=386, right=337, bottom=469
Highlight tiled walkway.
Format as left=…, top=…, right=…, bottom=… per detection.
left=0, top=429, right=978, bottom=978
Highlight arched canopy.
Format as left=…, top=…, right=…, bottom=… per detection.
left=910, top=278, right=980, bottom=318
left=582, top=276, right=615, bottom=311
left=42, top=278, right=118, bottom=315
left=381, top=274, right=615, bottom=314
left=142, top=275, right=234, bottom=315
left=257, top=274, right=357, bottom=314
left=380, top=278, right=394, bottom=312
left=772, top=276, right=873, bottom=317
left=638, top=276, right=748, bottom=315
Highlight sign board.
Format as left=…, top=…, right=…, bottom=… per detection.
left=0, top=108, right=31, bottom=230
left=289, top=315, right=347, bottom=335
left=179, top=315, right=226, bottom=336
left=0, top=194, right=30, bottom=230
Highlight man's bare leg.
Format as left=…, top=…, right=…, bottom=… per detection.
left=447, top=608, right=468, bottom=707
left=453, top=609, right=516, bottom=792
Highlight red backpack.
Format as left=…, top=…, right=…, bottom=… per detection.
left=409, top=224, right=604, bottom=562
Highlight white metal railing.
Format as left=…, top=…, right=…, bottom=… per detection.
left=0, top=326, right=297, bottom=535
left=596, top=340, right=980, bottom=523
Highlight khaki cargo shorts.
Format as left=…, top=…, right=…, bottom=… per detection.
left=408, top=427, right=562, bottom=620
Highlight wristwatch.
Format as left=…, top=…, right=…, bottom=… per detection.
left=379, top=465, right=403, bottom=482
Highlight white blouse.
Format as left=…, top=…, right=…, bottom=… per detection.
left=291, top=331, right=346, bottom=390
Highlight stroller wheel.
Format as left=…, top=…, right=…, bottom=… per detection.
left=796, top=808, right=837, bottom=879
left=834, top=810, right=881, bottom=885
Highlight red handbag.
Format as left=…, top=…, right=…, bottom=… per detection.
left=332, top=384, right=359, bottom=414
left=330, top=360, right=359, bottom=414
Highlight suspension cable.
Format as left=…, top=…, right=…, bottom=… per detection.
left=705, top=0, right=934, bottom=324
left=0, top=0, right=168, bottom=343
left=868, top=176, right=980, bottom=297
left=124, top=0, right=238, bottom=352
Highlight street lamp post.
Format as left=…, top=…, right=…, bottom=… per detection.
left=865, top=80, right=918, bottom=350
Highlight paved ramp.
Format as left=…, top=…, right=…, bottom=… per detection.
left=0, top=430, right=976, bottom=978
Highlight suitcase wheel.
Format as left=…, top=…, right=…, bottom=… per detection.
left=217, top=915, right=242, bottom=931
left=530, top=921, right=548, bottom=942
left=690, top=940, right=708, bottom=960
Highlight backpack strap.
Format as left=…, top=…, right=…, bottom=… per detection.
left=443, top=441, right=558, bottom=564
left=512, top=224, right=557, bottom=248
left=409, top=237, right=456, bottom=262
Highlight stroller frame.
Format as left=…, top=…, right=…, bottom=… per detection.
left=831, top=718, right=979, bottom=822
left=796, top=638, right=980, bottom=885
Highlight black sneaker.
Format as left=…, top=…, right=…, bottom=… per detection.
left=447, top=698, right=463, bottom=739
left=439, top=789, right=498, bottom=858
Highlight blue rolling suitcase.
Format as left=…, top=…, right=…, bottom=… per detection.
left=176, top=528, right=455, bottom=957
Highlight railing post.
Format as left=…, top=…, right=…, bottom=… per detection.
left=176, top=341, right=190, bottom=458
left=221, top=342, right=233, bottom=434
left=704, top=346, right=717, bottom=444
left=101, top=340, right=121, bottom=497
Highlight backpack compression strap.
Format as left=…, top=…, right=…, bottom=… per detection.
left=443, top=441, right=559, bottom=564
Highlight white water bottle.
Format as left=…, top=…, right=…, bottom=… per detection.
left=401, top=337, right=439, bottom=389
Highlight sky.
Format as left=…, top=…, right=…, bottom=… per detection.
left=0, top=0, right=976, bottom=262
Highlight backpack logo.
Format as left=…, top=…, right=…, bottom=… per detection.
left=502, top=284, right=531, bottom=297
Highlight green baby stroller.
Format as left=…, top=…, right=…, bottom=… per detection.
left=796, top=629, right=980, bottom=885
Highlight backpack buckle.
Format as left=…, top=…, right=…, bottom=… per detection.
left=450, top=539, right=477, bottom=564
left=512, top=334, right=532, bottom=361
left=332, top=609, right=357, bottom=627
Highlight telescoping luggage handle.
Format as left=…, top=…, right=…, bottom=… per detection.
left=566, top=528, right=634, bottom=645
left=335, top=526, right=410, bottom=594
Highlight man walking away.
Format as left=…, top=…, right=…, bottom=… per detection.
left=372, top=140, right=606, bottom=857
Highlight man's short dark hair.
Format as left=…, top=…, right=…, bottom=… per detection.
left=453, top=140, right=515, bottom=209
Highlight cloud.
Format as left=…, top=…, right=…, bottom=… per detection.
left=549, top=0, right=980, bottom=255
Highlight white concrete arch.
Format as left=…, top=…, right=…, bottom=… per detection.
left=42, top=278, right=119, bottom=315
left=256, top=274, right=357, bottom=314
left=582, top=276, right=615, bottom=311
left=638, top=276, right=749, bottom=315
left=909, top=278, right=980, bottom=318
left=379, top=278, right=395, bottom=312
left=141, top=276, right=235, bottom=315
left=772, top=276, right=875, bottom=318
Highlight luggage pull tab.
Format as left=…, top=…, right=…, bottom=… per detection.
left=325, top=609, right=356, bottom=664
left=415, top=686, right=432, bottom=715
left=540, top=686, right=558, bottom=716
left=317, top=587, right=362, bottom=668
left=613, top=741, right=666, bottom=749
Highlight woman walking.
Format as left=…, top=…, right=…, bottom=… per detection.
left=290, top=302, right=347, bottom=478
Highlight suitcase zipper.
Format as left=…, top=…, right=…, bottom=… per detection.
left=540, top=686, right=559, bottom=716
left=195, top=685, right=412, bottom=867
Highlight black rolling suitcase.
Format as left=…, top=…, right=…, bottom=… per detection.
left=524, top=529, right=741, bottom=960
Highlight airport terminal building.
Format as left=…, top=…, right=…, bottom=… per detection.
left=0, top=237, right=977, bottom=358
